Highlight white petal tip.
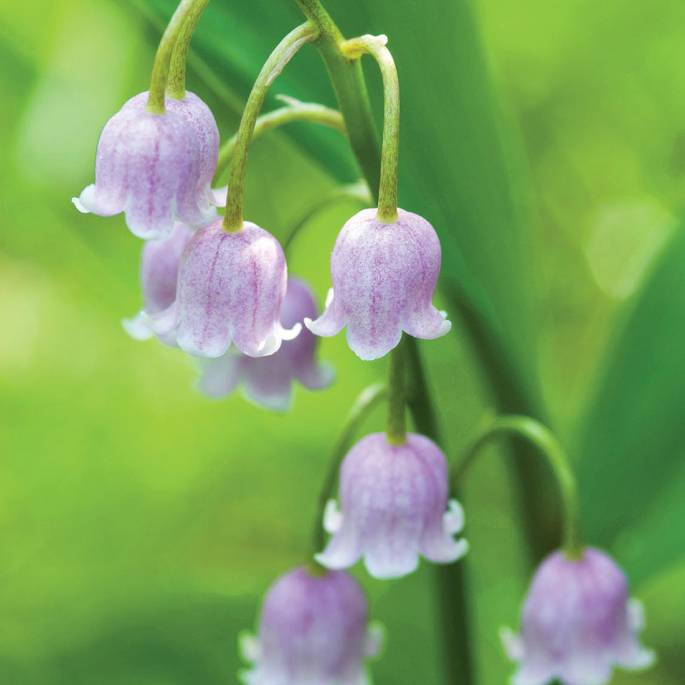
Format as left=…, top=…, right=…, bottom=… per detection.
left=500, top=627, right=524, bottom=661
left=72, top=196, right=90, bottom=213
left=238, top=632, right=260, bottom=662
left=323, top=499, right=343, bottom=533
left=122, top=313, right=154, bottom=341
left=281, top=322, right=302, bottom=341
left=365, top=622, right=385, bottom=658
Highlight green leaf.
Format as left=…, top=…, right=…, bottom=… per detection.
left=576, top=223, right=685, bottom=582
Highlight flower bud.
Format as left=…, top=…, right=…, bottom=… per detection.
left=501, top=548, right=655, bottom=685
left=152, top=219, right=299, bottom=358
left=197, top=277, right=333, bottom=410
left=316, top=432, right=468, bottom=579
left=74, top=91, right=221, bottom=239
left=305, top=208, right=451, bottom=360
left=123, top=222, right=193, bottom=342
left=240, top=567, right=381, bottom=685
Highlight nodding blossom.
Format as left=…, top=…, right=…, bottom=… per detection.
left=305, top=208, right=451, bottom=360
left=197, top=277, right=333, bottom=410
left=316, top=432, right=468, bottom=579
left=123, top=222, right=193, bottom=343
left=240, top=566, right=381, bottom=685
left=501, top=547, right=655, bottom=685
left=74, top=91, right=221, bottom=239
left=152, top=219, right=300, bottom=358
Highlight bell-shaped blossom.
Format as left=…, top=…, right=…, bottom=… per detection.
left=501, top=548, right=655, bottom=685
left=197, top=277, right=333, bottom=410
left=316, top=432, right=468, bottom=579
left=73, top=91, right=221, bottom=239
left=152, top=219, right=299, bottom=358
left=240, top=566, right=381, bottom=685
left=305, top=208, right=451, bottom=360
left=123, top=222, right=193, bottom=343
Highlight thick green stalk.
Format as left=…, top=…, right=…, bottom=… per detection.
left=215, top=99, right=345, bottom=181
left=292, top=2, right=474, bottom=681
left=386, top=340, right=407, bottom=444
left=223, top=22, right=319, bottom=231
left=293, top=0, right=381, bottom=199
left=451, top=415, right=582, bottom=557
left=406, top=338, right=475, bottom=685
left=167, top=0, right=209, bottom=99
left=147, top=0, right=201, bottom=113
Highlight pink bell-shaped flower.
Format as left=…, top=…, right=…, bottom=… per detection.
left=74, top=91, right=221, bottom=239
left=240, top=566, right=381, bottom=685
left=152, top=219, right=299, bottom=358
left=305, top=208, right=451, bottom=360
left=123, top=222, right=193, bottom=342
left=197, top=277, right=333, bottom=410
left=501, top=548, right=655, bottom=685
left=316, top=432, right=468, bottom=579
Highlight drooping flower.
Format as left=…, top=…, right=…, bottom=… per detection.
left=501, top=548, right=655, bottom=685
left=152, top=219, right=299, bottom=358
left=123, top=222, right=193, bottom=343
left=305, top=208, right=451, bottom=360
left=197, top=277, right=333, bottom=410
left=73, top=91, right=221, bottom=239
left=316, top=432, right=468, bottom=579
left=240, top=566, right=381, bottom=685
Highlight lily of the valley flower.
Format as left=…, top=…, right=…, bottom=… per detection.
left=74, top=91, right=221, bottom=239
left=316, top=432, right=468, bottom=579
left=123, top=222, right=193, bottom=343
left=305, top=208, right=451, bottom=360
left=152, top=219, right=299, bottom=358
left=240, top=566, right=381, bottom=685
left=501, top=547, right=655, bottom=685
left=197, top=277, right=333, bottom=410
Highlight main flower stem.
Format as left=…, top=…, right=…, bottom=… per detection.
left=167, top=0, right=209, bottom=100
left=147, top=0, right=203, bottom=113
left=341, top=35, right=399, bottom=223
left=386, top=340, right=407, bottom=444
left=311, top=384, right=387, bottom=555
left=293, top=2, right=472, bottom=681
left=215, top=98, right=345, bottom=181
left=452, top=415, right=582, bottom=556
left=223, top=22, right=319, bottom=232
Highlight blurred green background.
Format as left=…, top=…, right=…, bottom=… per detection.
left=1, top=0, right=683, bottom=683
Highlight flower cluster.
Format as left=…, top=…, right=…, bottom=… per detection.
left=76, top=3, right=655, bottom=683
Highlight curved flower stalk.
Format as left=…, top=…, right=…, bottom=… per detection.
left=502, top=548, right=655, bottom=685
left=240, top=566, right=381, bottom=685
left=123, top=221, right=193, bottom=344
left=306, top=208, right=451, bottom=360
left=316, top=432, right=468, bottom=579
left=74, top=91, right=222, bottom=239
left=197, top=277, right=334, bottom=410
left=151, top=219, right=299, bottom=358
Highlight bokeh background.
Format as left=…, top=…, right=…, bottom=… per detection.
left=1, top=0, right=683, bottom=683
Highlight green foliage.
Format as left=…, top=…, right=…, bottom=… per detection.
left=1, top=0, right=684, bottom=684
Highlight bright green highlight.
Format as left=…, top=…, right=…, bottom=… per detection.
left=222, top=22, right=320, bottom=232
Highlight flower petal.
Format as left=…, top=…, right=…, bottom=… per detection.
left=305, top=289, right=345, bottom=338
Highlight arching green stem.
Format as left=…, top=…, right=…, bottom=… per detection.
left=167, top=0, right=209, bottom=100
left=223, top=22, right=319, bottom=232
left=147, top=0, right=205, bottom=113
left=310, top=384, right=387, bottom=556
left=215, top=97, right=345, bottom=181
left=386, top=341, right=407, bottom=444
left=341, top=35, right=400, bottom=223
left=452, top=415, right=582, bottom=557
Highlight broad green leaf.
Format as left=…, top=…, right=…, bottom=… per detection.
left=576, top=223, right=685, bottom=582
